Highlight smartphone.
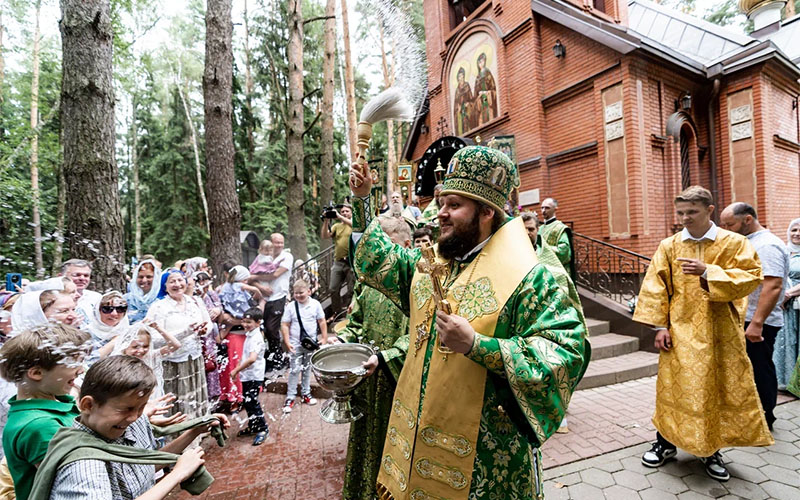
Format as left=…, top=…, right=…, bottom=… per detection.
left=5, top=273, right=23, bottom=293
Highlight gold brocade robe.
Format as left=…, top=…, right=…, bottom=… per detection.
left=633, top=229, right=774, bottom=457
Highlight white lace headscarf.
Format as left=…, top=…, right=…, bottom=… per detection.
left=86, top=291, right=130, bottom=343
left=111, top=323, right=165, bottom=400
left=10, top=291, right=48, bottom=335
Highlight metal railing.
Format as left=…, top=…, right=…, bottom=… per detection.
left=573, top=233, right=651, bottom=308
left=290, top=244, right=335, bottom=304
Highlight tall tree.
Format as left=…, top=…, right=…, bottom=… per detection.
left=286, top=0, right=307, bottom=259
left=131, top=91, right=141, bottom=258
left=60, top=0, right=126, bottom=290
left=177, top=71, right=210, bottom=233
left=204, top=0, right=241, bottom=276
left=30, top=0, right=44, bottom=277
left=379, top=21, right=396, bottom=192
left=340, top=0, right=357, bottom=161
left=320, top=0, right=336, bottom=239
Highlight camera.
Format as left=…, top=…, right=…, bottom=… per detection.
left=5, top=273, right=23, bottom=293
left=320, top=203, right=338, bottom=220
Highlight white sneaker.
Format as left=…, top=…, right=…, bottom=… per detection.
left=301, top=395, right=317, bottom=406
left=283, top=399, right=295, bottom=413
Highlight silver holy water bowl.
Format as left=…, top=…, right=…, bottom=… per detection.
left=311, top=343, right=375, bottom=424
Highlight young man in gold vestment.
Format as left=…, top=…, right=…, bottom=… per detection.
left=634, top=186, right=773, bottom=482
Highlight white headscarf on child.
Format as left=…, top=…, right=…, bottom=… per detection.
left=229, top=265, right=250, bottom=282
left=111, top=323, right=165, bottom=400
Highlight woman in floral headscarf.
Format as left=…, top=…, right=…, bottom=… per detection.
left=781, top=219, right=800, bottom=396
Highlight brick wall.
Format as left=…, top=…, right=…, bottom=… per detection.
left=412, top=0, right=800, bottom=257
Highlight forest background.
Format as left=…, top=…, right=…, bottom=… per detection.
left=0, top=0, right=797, bottom=286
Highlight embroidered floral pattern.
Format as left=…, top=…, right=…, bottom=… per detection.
left=452, top=277, right=499, bottom=321
left=388, top=426, right=412, bottom=460
left=412, top=276, right=433, bottom=310
left=419, top=426, right=473, bottom=458
left=415, top=457, right=468, bottom=490
left=382, top=455, right=408, bottom=491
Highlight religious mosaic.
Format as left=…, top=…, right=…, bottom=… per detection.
left=449, top=31, right=501, bottom=136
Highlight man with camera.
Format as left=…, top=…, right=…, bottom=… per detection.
left=320, top=203, right=353, bottom=319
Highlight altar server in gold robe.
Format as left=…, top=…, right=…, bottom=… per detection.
left=633, top=186, right=773, bottom=482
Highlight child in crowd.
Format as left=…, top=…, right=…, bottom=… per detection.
left=218, top=265, right=269, bottom=332
left=0, top=324, right=91, bottom=500
left=229, top=308, right=268, bottom=445
left=41, top=356, right=229, bottom=499
left=280, top=280, right=327, bottom=413
left=248, top=240, right=279, bottom=275
left=99, top=322, right=182, bottom=401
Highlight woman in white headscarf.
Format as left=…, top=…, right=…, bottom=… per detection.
left=125, top=259, right=162, bottom=323
left=10, top=290, right=77, bottom=335
left=780, top=219, right=800, bottom=394
left=84, top=291, right=130, bottom=365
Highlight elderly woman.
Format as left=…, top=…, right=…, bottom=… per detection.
left=146, top=269, right=213, bottom=418
left=781, top=219, right=800, bottom=394
left=10, top=289, right=78, bottom=334
left=85, top=291, right=130, bottom=365
left=126, top=259, right=162, bottom=322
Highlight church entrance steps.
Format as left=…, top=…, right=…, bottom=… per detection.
left=576, top=351, right=659, bottom=390
left=588, top=333, right=640, bottom=361
left=585, top=317, right=610, bottom=335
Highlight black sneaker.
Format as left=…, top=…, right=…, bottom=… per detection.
left=641, top=442, right=677, bottom=467
left=700, top=452, right=730, bottom=481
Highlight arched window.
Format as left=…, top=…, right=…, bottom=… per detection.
left=679, top=126, right=692, bottom=190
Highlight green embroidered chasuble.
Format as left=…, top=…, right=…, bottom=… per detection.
left=538, top=220, right=574, bottom=279
left=351, top=217, right=588, bottom=500
left=339, top=283, right=410, bottom=500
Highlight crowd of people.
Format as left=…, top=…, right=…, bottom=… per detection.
left=0, top=146, right=799, bottom=499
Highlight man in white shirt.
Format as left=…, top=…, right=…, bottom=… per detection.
left=720, top=202, right=788, bottom=430
left=251, top=233, right=294, bottom=371
left=60, top=259, right=101, bottom=328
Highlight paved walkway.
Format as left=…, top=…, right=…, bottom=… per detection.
left=168, top=381, right=798, bottom=499
left=543, top=399, right=800, bottom=500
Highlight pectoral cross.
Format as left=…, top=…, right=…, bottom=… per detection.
left=415, top=245, right=455, bottom=358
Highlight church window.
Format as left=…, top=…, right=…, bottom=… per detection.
left=449, top=0, right=486, bottom=31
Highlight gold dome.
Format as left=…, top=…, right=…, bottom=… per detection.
left=738, top=0, right=786, bottom=16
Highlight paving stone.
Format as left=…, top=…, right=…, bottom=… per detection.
left=646, top=471, right=690, bottom=494
left=720, top=477, right=768, bottom=499
left=553, top=471, right=582, bottom=486
left=602, top=484, right=642, bottom=499
left=723, top=448, right=767, bottom=468
left=542, top=481, right=570, bottom=500
left=639, top=488, right=678, bottom=500
left=596, top=459, right=625, bottom=473
left=760, top=479, right=800, bottom=500
left=567, top=482, right=605, bottom=500
left=659, top=460, right=697, bottom=478
left=676, top=492, right=714, bottom=500
left=726, top=462, right=769, bottom=483
left=614, top=470, right=652, bottom=491
left=681, top=474, right=729, bottom=498
left=581, top=468, right=616, bottom=489
left=758, top=464, right=800, bottom=487
left=758, top=450, right=800, bottom=470
left=621, top=456, right=660, bottom=475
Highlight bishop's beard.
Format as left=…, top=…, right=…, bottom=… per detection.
left=437, top=209, right=482, bottom=260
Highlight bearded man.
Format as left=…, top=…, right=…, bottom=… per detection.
left=349, top=146, right=588, bottom=500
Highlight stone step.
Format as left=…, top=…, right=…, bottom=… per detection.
left=585, top=317, right=610, bottom=335
left=588, top=333, right=640, bottom=361
left=576, top=351, right=659, bottom=390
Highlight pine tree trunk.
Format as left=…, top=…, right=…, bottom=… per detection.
left=320, top=0, right=336, bottom=246
left=52, top=160, right=66, bottom=274
left=204, top=0, right=242, bottom=277
left=0, top=9, right=4, bottom=111
left=31, top=0, right=44, bottom=278
left=60, top=0, right=126, bottom=290
left=132, top=94, right=141, bottom=259
left=178, top=77, right=210, bottom=233
left=242, top=0, right=257, bottom=204
left=286, top=0, right=307, bottom=259
left=340, top=0, right=357, bottom=161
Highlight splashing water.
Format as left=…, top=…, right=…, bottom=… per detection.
left=371, top=0, right=428, bottom=116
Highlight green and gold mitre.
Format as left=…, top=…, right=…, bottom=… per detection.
left=440, top=145, right=519, bottom=214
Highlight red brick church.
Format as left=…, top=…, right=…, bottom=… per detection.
left=403, top=0, right=800, bottom=256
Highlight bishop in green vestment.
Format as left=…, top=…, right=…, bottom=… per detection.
left=338, top=217, right=412, bottom=500
left=348, top=146, right=589, bottom=500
